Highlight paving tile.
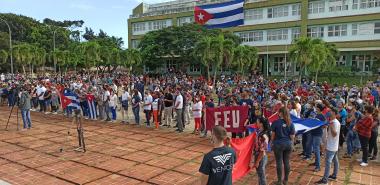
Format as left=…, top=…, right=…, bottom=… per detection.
left=86, top=174, right=142, bottom=185
left=121, top=151, right=160, bottom=163
left=37, top=161, right=110, bottom=184
left=173, top=162, right=200, bottom=175
left=163, top=140, right=195, bottom=149
left=145, top=156, right=186, bottom=170
left=168, top=149, right=203, bottom=161
left=2, top=169, right=74, bottom=185
left=148, top=170, right=193, bottom=185
left=17, top=153, right=62, bottom=168
left=118, top=164, right=166, bottom=181
left=185, top=144, right=212, bottom=153
left=0, top=143, right=25, bottom=155
left=124, top=141, right=156, bottom=150
left=94, top=158, right=137, bottom=172
left=142, top=137, right=172, bottom=144
left=1, top=149, right=41, bottom=162
left=144, top=145, right=179, bottom=155
left=96, top=145, right=138, bottom=157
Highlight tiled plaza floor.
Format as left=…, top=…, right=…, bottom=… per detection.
left=1, top=106, right=380, bottom=185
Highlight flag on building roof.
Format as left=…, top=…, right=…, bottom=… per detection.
left=194, top=0, right=244, bottom=29
left=61, top=89, right=80, bottom=109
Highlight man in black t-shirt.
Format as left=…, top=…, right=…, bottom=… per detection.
left=199, top=126, right=236, bottom=185
left=163, top=88, right=174, bottom=127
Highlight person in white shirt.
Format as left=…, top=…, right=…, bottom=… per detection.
left=192, top=96, right=202, bottom=134
left=121, top=87, right=130, bottom=123
left=103, top=85, right=111, bottom=121
left=174, top=90, right=184, bottom=133
left=143, top=91, right=153, bottom=127
left=36, top=84, right=46, bottom=112
left=316, top=108, right=340, bottom=185
left=152, top=92, right=161, bottom=129
left=109, top=90, right=118, bottom=122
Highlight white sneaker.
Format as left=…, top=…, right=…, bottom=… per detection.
left=360, top=162, right=368, bottom=167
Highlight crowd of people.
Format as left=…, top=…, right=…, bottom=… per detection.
left=0, top=71, right=379, bottom=185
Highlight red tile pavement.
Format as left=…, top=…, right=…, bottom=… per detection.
left=1, top=107, right=380, bottom=185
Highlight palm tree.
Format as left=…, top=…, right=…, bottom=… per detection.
left=310, top=41, right=339, bottom=82
left=233, top=45, right=258, bottom=76
left=289, top=37, right=315, bottom=84
left=82, top=41, right=100, bottom=70
left=13, top=44, right=32, bottom=75
left=122, top=48, right=141, bottom=74
left=194, top=36, right=213, bottom=81
left=210, top=34, right=235, bottom=86
left=110, top=48, right=121, bottom=72
left=0, top=50, right=8, bottom=71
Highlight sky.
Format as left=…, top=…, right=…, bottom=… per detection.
left=0, top=0, right=171, bottom=48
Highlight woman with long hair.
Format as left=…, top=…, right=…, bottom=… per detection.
left=252, top=117, right=271, bottom=185
left=192, top=95, right=202, bottom=134
left=271, top=107, right=295, bottom=185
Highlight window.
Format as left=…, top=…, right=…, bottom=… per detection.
left=328, top=24, right=347, bottom=37
left=245, top=9, right=264, bottom=20
left=150, top=20, right=168, bottom=31
left=267, top=5, right=289, bottom=18
left=273, top=56, right=285, bottom=72
left=308, top=1, right=325, bottom=14
left=238, top=31, right=264, bottom=42
left=291, top=28, right=301, bottom=39
left=353, top=0, right=359, bottom=9
left=352, top=23, right=358, bottom=35
left=132, top=23, right=145, bottom=32
left=131, top=40, right=140, bottom=49
left=328, top=0, right=349, bottom=12
left=336, top=55, right=346, bottom=66
left=292, top=4, right=301, bottom=16
left=360, top=0, right=380, bottom=9
left=267, top=29, right=288, bottom=41
left=375, top=22, right=380, bottom=34
left=352, top=55, right=373, bottom=72
left=307, top=26, right=325, bottom=38
left=177, top=16, right=194, bottom=26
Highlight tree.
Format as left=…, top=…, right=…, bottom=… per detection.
left=309, top=41, right=339, bottom=82
left=194, top=36, right=213, bottom=81
left=233, top=45, right=258, bottom=75
left=210, top=34, right=235, bottom=86
left=122, top=48, right=142, bottom=73
left=289, top=37, right=315, bottom=84
left=0, top=50, right=8, bottom=69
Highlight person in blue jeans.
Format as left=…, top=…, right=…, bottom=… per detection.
left=252, top=117, right=271, bottom=185
left=310, top=104, right=326, bottom=172
left=131, top=89, right=141, bottom=125
left=316, top=108, right=341, bottom=185
left=271, top=107, right=295, bottom=185
left=344, top=105, right=362, bottom=158
left=19, top=87, right=32, bottom=129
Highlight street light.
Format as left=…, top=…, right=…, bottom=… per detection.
left=0, top=17, right=13, bottom=74
left=46, top=25, right=68, bottom=73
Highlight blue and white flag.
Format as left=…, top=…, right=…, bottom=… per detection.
left=194, top=0, right=244, bottom=29
left=62, top=89, right=80, bottom=109
left=290, top=115, right=328, bottom=135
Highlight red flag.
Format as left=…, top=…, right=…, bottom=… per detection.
left=231, top=133, right=256, bottom=182
left=61, top=94, right=71, bottom=109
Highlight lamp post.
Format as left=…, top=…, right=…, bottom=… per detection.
left=0, top=17, right=13, bottom=74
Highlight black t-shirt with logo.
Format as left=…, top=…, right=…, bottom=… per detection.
left=199, top=146, right=236, bottom=185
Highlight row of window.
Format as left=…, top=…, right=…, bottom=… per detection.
left=245, top=4, right=300, bottom=20
left=309, top=0, right=380, bottom=14
left=132, top=20, right=170, bottom=33
left=238, top=28, right=301, bottom=42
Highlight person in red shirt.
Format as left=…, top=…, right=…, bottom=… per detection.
left=354, top=105, right=375, bottom=166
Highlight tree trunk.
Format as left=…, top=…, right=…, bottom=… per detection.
left=315, top=69, right=319, bottom=83
left=213, top=65, right=217, bottom=88
left=22, top=65, right=26, bottom=76
left=206, top=65, right=210, bottom=82
left=298, top=66, right=303, bottom=87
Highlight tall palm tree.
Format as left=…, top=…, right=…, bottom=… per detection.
left=82, top=41, right=100, bottom=70
left=310, top=41, right=339, bottom=82
left=110, top=48, right=121, bottom=72
left=0, top=50, right=8, bottom=71
left=122, top=48, right=141, bottom=73
left=289, top=37, right=315, bottom=84
left=233, top=45, right=258, bottom=75
left=210, top=34, right=235, bottom=86
left=194, top=36, right=213, bottom=81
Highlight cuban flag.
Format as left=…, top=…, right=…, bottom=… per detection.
left=87, top=93, right=97, bottom=120
left=61, top=89, right=80, bottom=109
left=194, top=0, right=244, bottom=29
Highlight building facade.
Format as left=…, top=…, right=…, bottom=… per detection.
left=128, top=0, right=380, bottom=76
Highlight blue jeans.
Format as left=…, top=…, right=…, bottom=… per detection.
left=346, top=130, right=361, bottom=155
left=304, top=132, right=313, bottom=158
left=256, top=154, right=268, bottom=185
left=144, top=110, right=151, bottom=126
left=132, top=106, right=140, bottom=124
left=312, top=135, right=322, bottom=169
left=323, top=150, right=339, bottom=181
left=110, top=107, right=116, bottom=120
left=21, top=109, right=31, bottom=128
